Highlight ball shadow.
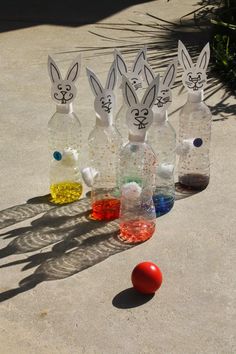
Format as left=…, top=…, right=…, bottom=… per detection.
left=112, top=287, right=154, bottom=309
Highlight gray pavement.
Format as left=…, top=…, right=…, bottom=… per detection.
left=0, top=1, right=235, bottom=353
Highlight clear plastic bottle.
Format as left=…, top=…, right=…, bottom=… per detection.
left=118, top=73, right=159, bottom=243
left=85, top=63, right=123, bottom=221
left=118, top=134, right=157, bottom=243
left=148, top=110, right=176, bottom=216
left=177, top=41, right=211, bottom=190
left=48, top=103, right=83, bottom=204
left=178, top=91, right=211, bottom=190
left=88, top=116, right=122, bottom=221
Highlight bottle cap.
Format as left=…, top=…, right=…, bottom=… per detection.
left=128, top=132, right=146, bottom=143
left=188, top=91, right=204, bottom=103
left=56, top=103, right=73, bottom=114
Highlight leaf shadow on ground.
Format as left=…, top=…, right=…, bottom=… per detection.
left=61, top=1, right=235, bottom=118
left=0, top=196, right=136, bottom=302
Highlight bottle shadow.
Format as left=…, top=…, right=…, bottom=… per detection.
left=0, top=196, right=137, bottom=302
left=175, top=182, right=201, bottom=201
left=0, top=194, right=56, bottom=230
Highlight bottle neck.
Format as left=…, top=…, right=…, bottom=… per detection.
left=128, top=132, right=146, bottom=143
left=56, top=103, right=73, bottom=114
left=95, top=114, right=113, bottom=127
left=187, top=91, right=204, bottom=103
left=153, top=110, right=168, bottom=124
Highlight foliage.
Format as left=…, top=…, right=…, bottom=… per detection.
left=211, top=0, right=236, bottom=91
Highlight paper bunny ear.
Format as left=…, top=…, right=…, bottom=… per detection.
left=105, top=60, right=117, bottom=91
left=161, top=58, right=178, bottom=88
left=196, top=43, right=210, bottom=71
left=48, top=56, right=62, bottom=83
left=86, top=67, right=104, bottom=97
left=65, top=55, right=81, bottom=83
left=141, top=76, right=159, bottom=108
left=132, top=46, right=147, bottom=74
left=122, top=76, right=139, bottom=107
left=143, top=61, right=155, bottom=86
left=178, top=40, right=193, bottom=71
left=114, top=49, right=128, bottom=77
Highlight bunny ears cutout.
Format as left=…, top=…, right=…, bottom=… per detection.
left=86, top=61, right=116, bottom=96
left=143, top=58, right=178, bottom=112
left=86, top=61, right=117, bottom=123
left=114, top=46, right=147, bottom=90
left=48, top=55, right=81, bottom=105
left=122, top=74, right=159, bottom=139
left=178, top=41, right=210, bottom=93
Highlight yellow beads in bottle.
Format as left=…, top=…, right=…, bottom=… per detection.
left=50, top=181, right=83, bottom=204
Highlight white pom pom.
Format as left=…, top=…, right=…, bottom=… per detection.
left=81, top=167, right=99, bottom=187
left=61, top=148, right=79, bottom=166
left=176, top=139, right=195, bottom=155
left=121, top=182, right=142, bottom=199
left=157, top=163, right=174, bottom=179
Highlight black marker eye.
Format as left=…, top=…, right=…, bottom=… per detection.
left=102, top=100, right=105, bottom=104
left=57, top=84, right=62, bottom=90
left=141, top=108, right=148, bottom=116
left=108, top=98, right=111, bottom=103
left=66, top=85, right=71, bottom=91
left=198, top=74, right=201, bottom=79
left=131, top=109, right=139, bottom=116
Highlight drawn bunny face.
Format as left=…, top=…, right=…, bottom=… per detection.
left=178, top=41, right=210, bottom=93
left=143, top=58, right=177, bottom=113
left=122, top=75, right=159, bottom=136
left=86, top=61, right=116, bottom=123
left=114, top=47, right=146, bottom=90
left=48, top=55, right=81, bottom=104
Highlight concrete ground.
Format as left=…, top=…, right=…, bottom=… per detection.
left=0, top=1, right=235, bottom=353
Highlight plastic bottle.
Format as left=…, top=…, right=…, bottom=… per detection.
left=178, top=41, right=211, bottom=190
left=84, top=62, right=123, bottom=221
left=114, top=47, right=146, bottom=143
left=149, top=111, right=176, bottom=216
left=47, top=55, right=82, bottom=204
left=118, top=75, right=159, bottom=243
left=143, top=59, right=178, bottom=216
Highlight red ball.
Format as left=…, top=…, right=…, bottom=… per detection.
left=131, top=262, right=163, bottom=294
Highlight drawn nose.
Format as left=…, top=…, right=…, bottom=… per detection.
left=61, top=90, right=66, bottom=95
left=191, top=78, right=198, bottom=83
